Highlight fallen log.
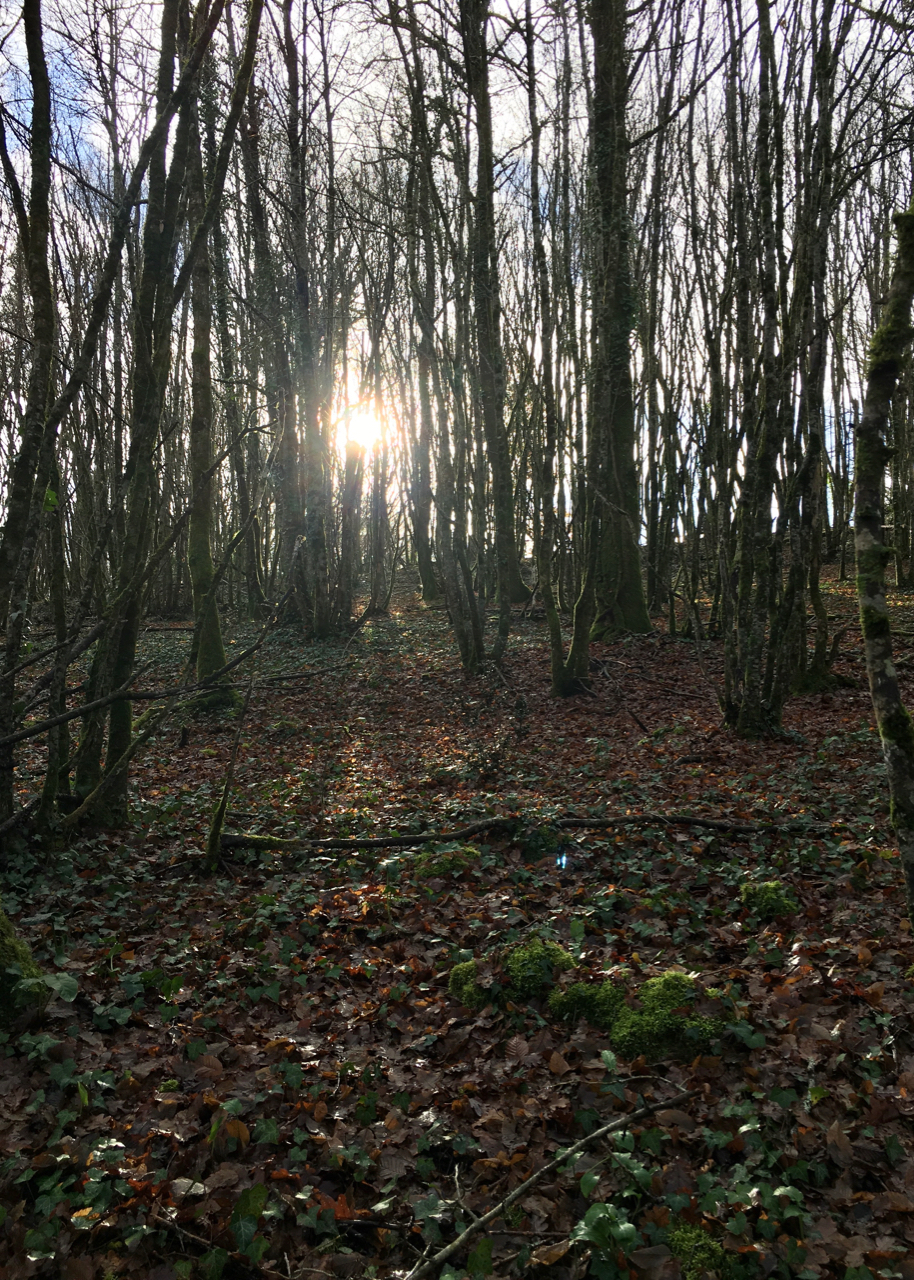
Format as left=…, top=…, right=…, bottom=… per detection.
left=220, top=810, right=834, bottom=852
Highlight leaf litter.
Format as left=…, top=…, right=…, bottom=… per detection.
left=1, top=572, right=914, bottom=1280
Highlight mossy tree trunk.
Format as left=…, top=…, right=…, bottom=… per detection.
left=855, top=205, right=914, bottom=919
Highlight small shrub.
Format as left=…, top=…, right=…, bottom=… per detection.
left=739, top=879, right=796, bottom=920
left=548, top=979, right=625, bottom=1028
left=610, top=971, right=725, bottom=1063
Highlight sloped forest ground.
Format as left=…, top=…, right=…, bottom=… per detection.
left=2, top=570, right=914, bottom=1280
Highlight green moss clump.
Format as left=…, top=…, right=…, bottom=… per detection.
left=548, top=980, right=625, bottom=1028
left=448, top=959, right=488, bottom=1010
left=503, top=937, right=575, bottom=999
left=448, top=936, right=576, bottom=1012
left=610, top=971, right=724, bottom=1063
left=0, top=909, right=44, bottom=1026
left=669, top=1223, right=732, bottom=1280
left=414, top=844, right=480, bottom=880
left=739, top=879, right=796, bottom=920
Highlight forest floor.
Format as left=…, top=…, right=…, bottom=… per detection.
left=2, top=570, right=914, bottom=1280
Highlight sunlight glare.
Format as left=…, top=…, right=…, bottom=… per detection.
left=340, top=405, right=383, bottom=453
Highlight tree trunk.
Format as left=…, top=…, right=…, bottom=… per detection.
left=187, top=102, right=229, bottom=689
left=460, top=0, right=529, bottom=622
left=855, top=206, right=914, bottom=919
left=588, top=0, right=651, bottom=642
left=0, top=0, right=55, bottom=824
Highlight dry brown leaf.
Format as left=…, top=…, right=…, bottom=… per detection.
left=843, top=1235, right=873, bottom=1267
left=224, top=1117, right=250, bottom=1148
left=314, top=1100, right=328, bottom=1121
left=874, top=1191, right=914, bottom=1213
left=195, top=1054, right=224, bottom=1080
left=63, top=1258, right=98, bottom=1280
left=864, top=982, right=885, bottom=1007
left=655, top=1109, right=696, bottom=1132
left=170, top=1177, right=205, bottom=1200
left=826, top=1120, right=854, bottom=1166
left=549, top=1051, right=571, bottom=1075
left=505, top=1035, right=529, bottom=1061
left=630, top=1244, right=673, bottom=1277
left=529, top=1240, right=570, bottom=1266
left=205, top=1163, right=242, bottom=1191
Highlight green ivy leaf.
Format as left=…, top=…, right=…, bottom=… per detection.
left=467, top=1237, right=493, bottom=1277
left=42, top=973, right=78, bottom=1002
left=232, top=1183, right=268, bottom=1222
left=251, top=1116, right=279, bottom=1145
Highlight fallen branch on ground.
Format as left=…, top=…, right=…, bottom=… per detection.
left=403, top=1087, right=699, bottom=1280
left=220, top=810, right=835, bottom=852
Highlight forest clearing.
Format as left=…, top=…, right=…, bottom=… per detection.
left=2, top=573, right=914, bottom=1280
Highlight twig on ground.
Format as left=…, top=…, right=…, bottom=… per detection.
left=402, top=1088, right=699, bottom=1280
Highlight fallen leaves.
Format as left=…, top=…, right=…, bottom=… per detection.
left=2, top=577, right=914, bottom=1277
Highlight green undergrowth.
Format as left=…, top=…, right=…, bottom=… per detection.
left=610, top=970, right=727, bottom=1061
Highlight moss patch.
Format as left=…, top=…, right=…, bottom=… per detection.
left=739, top=879, right=796, bottom=920
left=502, top=937, right=574, bottom=998
left=414, top=844, right=480, bottom=880
left=547, top=979, right=625, bottom=1028
left=610, top=971, right=726, bottom=1063
left=448, top=959, right=488, bottom=1010
left=668, top=1223, right=733, bottom=1280
left=449, top=952, right=726, bottom=1064
left=0, top=909, right=44, bottom=1026
left=448, top=936, right=575, bottom=1011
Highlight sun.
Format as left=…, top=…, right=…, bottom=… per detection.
left=338, top=403, right=383, bottom=454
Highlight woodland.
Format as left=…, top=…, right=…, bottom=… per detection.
left=3, top=0, right=914, bottom=1276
